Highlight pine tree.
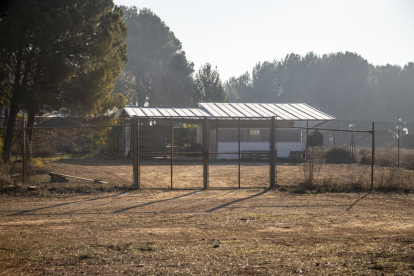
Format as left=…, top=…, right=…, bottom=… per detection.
left=0, top=0, right=128, bottom=162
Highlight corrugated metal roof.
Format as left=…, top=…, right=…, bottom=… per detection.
left=124, top=103, right=334, bottom=121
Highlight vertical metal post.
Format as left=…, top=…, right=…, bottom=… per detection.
left=306, top=121, right=309, bottom=159
left=133, top=116, right=140, bottom=190
left=203, top=117, right=209, bottom=189
left=170, top=117, right=173, bottom=190
left=370, top=122, right=375, bottom=192
left=275, top=116, right=278, bottom=187
left=22, top=116, right=26, bottom=185
left=137, top=118, right=140, bottom=188
left=130, top=117, right=133, bottom=153
left=238, top=118, right=241, bottom=189
left=117, top=119, right=120, bottom=154
left=123, top=111, right=126, bottom=155
left=397, top=127, right=400, bottom=167
left=270, top=116, right=276, bottom=189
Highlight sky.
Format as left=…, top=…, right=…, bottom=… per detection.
left=114, top=0, right=414, bottom=81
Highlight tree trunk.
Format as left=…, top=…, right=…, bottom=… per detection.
left=2, top=46, right=23, bottom=163
left=3, top=107, right=8, bottom=129
left=2, top=102, right=19, bottom=163
left=26, top=107, right=35, bottom=161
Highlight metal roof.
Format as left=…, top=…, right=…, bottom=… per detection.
left=124, top=103, right=334, bottom=121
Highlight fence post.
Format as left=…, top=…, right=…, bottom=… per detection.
left=270, top=116, right=276, bottom=189
left=123, top=111, right=126, bottom=155
left=203, top=117, right=209, bottom=189
left=170, top=117, right=173, bottom=190
left=370, top=122, right=375, bottom=192
left=397, top=127, right=400, bottom=167
left=238, top=118, right=241, bottom=189
left=305, top=120, right=309, bottom=159
left=275, top=116, right=278, bottom=186
left=22, top=117, right=26, bottom=185
left=133, top=116, right=140, bottom=190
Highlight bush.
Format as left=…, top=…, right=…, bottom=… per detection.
left=0, top=164, right=18, bottom=193
left=358, top=149, right=371, bottom=165
left=33, top=147, right=57, bottom=158
left=376, top=149, right=396, bottom=166
left=376, top=167, right=411, bottom=193
left=324, top=147, right=355, bottom=164
left=186, top=143, right=202, bottom=152
left=185, top=143, right=202, bottom=157
left=401, top=154, right=414, bottom=170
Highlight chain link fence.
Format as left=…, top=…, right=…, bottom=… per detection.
left=0, top=121, right=132, bottom=193
left=1, top=117, right=413, bottom=193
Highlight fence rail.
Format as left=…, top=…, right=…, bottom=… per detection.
left=1, top=117, right=413, bottom=193
left=131, top=116, right=375, bottom=190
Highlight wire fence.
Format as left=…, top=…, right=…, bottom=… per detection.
left=1, top=117, right=413, bottom=193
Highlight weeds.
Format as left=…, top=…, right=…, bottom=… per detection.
left=376, top=148, right=397, bottom=166
left=324, top=147, right=356, bottom=164
left=401, top=153, right=414, bottom=169
left=358, top=149, right=371, bottom=165
left=376, top=167, right=412, bottom=193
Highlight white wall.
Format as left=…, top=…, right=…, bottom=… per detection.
left=217, top=142, right=306, bottom=159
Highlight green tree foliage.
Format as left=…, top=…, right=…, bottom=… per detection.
left=0, top=0, right=128, bottom=162
left=121, top=7, right=194, bottom=107
left=226, top=51, right=414, bottom=122
left=193, top=63, right=226, bottom=103
left=112, top=71, right=137, bottom=105
left=225, top=72, right=252, bottom=102
left=139, top=54, right=194, bottom=107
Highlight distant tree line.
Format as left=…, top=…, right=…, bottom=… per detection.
left=2, top=1, right=409, bottom=164
left=225, top=52, right=414, bottom=122
left=115, top=7, right=412, bottom=122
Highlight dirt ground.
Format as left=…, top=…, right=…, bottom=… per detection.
left=27, top=157, right=414, bottom=191
left=1, top=190, right=414, bottom=275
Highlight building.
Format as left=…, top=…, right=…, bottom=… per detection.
left=121, top=103, right=334, bottom=159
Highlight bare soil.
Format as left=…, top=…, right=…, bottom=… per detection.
left=1, top=190, right=414, bottom=275
left=25, top=157, right=414, bottom=191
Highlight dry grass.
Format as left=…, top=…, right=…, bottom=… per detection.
left=1, top=190, right=414, bottom=275
left=1, top=154, right=413, bottom=196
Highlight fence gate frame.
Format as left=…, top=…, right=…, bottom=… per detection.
left=132, top=116, right=375, bottom=190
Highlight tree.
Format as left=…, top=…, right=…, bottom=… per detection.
left=225, top=72, right=252, bottom=102
left=0, top=0, right=128, bottom=162
left=121, top=7, right=194, bottom=106
left=112, top=71, right=136, bottom=105
left=139, top=54, right=194, bottom=107
left=193, top=63, right=226, bottom=103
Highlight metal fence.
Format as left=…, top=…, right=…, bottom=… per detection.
left=1, top=117, right=413, bottom=192
left=0, top=121, right=133, bottom=191
left=130, top=117, right=377, bottom=190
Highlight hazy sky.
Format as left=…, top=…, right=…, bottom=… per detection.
left=114, top=0, right=414, bottom=81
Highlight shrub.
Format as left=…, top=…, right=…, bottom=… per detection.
left=0, top=164, right=17, bottom=193
left=401, top=154, right=414, bottom=170
left=324, top=147, right=355, bottom=164
left=358, top=149, right=371, bottom=165
left=33, top=147, right=57, bottom=158
left=375, top=148, right=396, bottom=166
left=302, top=159, right=321, bottom=186
left=376, top=167, right=411, bottom=192
left=186, top=143, right=202, bottom=152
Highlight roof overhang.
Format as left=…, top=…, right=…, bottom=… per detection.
left=123, top=103, right=334, bottom=121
